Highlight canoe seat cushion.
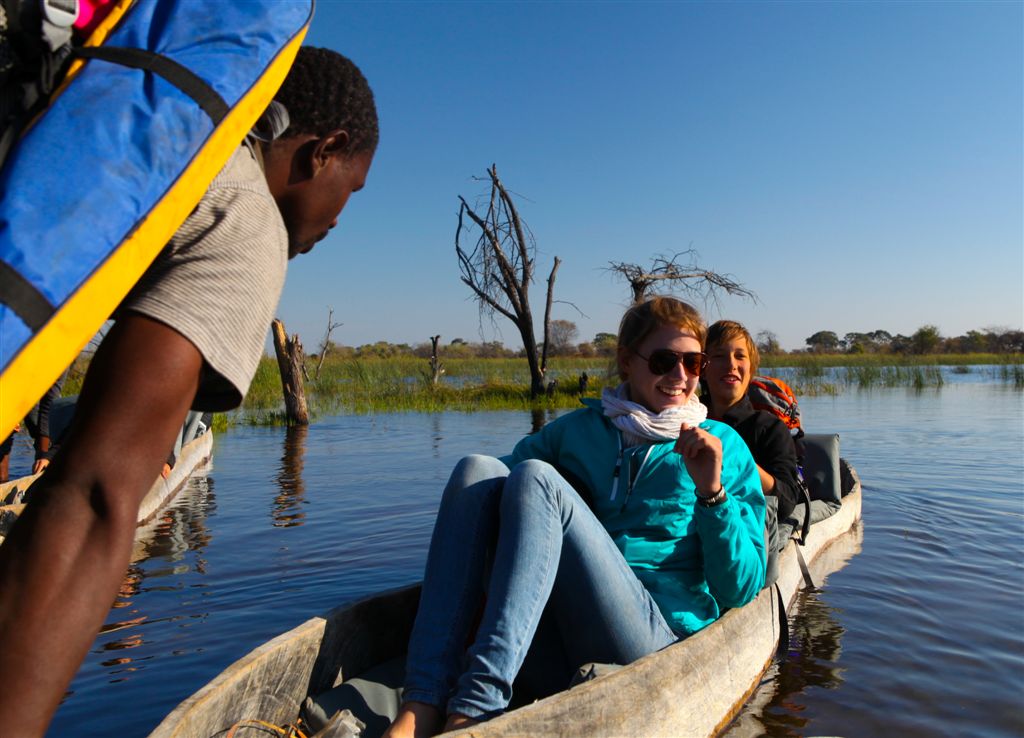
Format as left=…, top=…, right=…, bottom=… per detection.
left=302, top=656, right=404, bottom=736
left=802, top=433, right=841, bottom=505
left=778, top=434, right=843, bottom=542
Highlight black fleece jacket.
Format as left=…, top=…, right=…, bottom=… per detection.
left=710, top=395, right=801, bottom=521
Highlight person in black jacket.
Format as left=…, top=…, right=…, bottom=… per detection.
left=700, top=321, right=800, bottom=522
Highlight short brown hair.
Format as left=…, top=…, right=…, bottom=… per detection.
left=706, top=320, right=760, bottom=375
left=614, top=296, right=706, bottom=380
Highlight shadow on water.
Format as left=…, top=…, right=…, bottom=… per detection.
left=431, top=413, right=443, bottom=458
left=273, top=424, right=308, bottom=528
left=725, top=522, right=863, bottom=737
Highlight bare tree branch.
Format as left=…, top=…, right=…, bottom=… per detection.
left=313, top=307, right=343, bottom=380
left=455, top=165, right=560, bottom=397
left=606, top=249, right=757, bottom=306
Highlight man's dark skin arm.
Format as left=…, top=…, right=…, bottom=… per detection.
left=0, top=314, right=202, bottom=736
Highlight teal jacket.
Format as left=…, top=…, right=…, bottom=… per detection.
left=502, top=398, right=766, bottom=635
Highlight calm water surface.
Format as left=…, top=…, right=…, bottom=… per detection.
left=8, top=375, right=1020, bottom=737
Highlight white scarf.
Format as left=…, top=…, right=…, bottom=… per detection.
left=601, top=383, right=708, bottom=446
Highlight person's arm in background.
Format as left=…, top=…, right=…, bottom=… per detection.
left=30, top=377, right=64, bottom=475
left=0, top=427, right=15, bottom=483
left=0, top=314, right=202, bottom=736
left=752, top=421, right=800, bottom=521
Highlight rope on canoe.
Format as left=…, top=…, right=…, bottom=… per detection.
left=225, top=718, right=309, bottom=738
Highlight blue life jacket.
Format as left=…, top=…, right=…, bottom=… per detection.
left=0, top=0, right=314, bottom=436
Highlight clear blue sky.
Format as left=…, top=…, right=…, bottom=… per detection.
left=276, top=0, right=1022, bottom=352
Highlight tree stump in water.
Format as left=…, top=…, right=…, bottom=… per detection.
left=271, top=319, right=309, bottom=425
left=429, top=335, right=445, bottom=386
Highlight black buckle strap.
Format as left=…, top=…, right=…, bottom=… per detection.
left=773, top=581, right=790, bottom=662
left=796, top=480, right=813, bottom=545
left=795, top=543, right=816, bottom=589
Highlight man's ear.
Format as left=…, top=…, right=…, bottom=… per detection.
left=311, top=129, right=350, bottom=174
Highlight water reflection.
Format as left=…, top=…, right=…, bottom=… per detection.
left=272, top=425, right=308, bottom=528
left=431, top=414, right=442, bottom=457
left=725, top=523, right=863, bottom=737
left=130, top=475, right=215, bottom=566
left=77, top=474, right=218, bottom=693
left=530, top=408, right=560, bottom=434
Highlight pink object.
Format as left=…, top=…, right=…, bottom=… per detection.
left=74, top=0, right=117, bottom=37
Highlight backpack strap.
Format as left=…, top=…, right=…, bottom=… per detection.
left=772, top=581, right=790, bottom=663
left=0, top=259, right=52, bottom=331
left=794, top=479, right=813, bottom=545
left=794, top=539, right=816, bottom=589
left=73, top=45, right=228, bottom=124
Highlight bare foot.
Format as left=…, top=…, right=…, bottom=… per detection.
left=383, top=701, right=444, bottom=738
left=442, top=712, right=480, bottom=734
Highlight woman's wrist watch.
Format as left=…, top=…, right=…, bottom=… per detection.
left=696, top=485, right=727, bottom=508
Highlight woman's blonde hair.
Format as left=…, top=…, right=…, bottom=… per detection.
left=614, top=296, right=706, bottom=380
left=706, top=320, right=760, bottom=375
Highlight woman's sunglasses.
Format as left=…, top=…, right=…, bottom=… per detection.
left=635, top=349, right=708, bottom=377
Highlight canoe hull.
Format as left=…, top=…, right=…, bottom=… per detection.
left=151, top=466, right=862, bottom=738
left=0, top=430, right=213, bottom=542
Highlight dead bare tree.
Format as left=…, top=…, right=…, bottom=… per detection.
left=313, top=307, right=342, bottom=380
left=428, top=335, right=445, bottom=386
left=607, top=250, right=757, bottom=306
left=456, top=164, right=560, bottom=397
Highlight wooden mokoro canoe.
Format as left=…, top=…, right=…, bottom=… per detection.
left=151, top=460, right=862, bottom=738
left=0, top=429, right=214, bottom=544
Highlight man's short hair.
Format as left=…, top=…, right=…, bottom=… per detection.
left=274, top=46, right=379, bottom=154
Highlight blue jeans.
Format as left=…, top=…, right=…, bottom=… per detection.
left=402, top=455, right=677, bottom=720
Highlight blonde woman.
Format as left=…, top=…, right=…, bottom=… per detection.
left=386, top=298, right=766, bottom=738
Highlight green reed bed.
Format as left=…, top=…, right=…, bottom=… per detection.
left=228, top=352, right=1021, bottom=426
left=236, top=356, right=613, bottom=423
left=761, top=352, right=1018, bottom=370
left=998, top=363, right=1024, bottom=388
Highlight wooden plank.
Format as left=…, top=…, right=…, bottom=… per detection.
left=149, top=616, right=328, bottom=738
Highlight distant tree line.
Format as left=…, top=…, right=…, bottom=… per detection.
left=313, top=323, right=1021, bottom=361
left=798, top=325, right=1024, bottom=355
left=317, top=329, right=619, bottom=361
